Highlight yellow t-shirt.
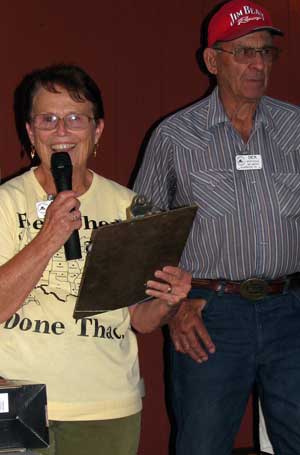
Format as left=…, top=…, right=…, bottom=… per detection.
left=0, top=168, right=142, bottom=421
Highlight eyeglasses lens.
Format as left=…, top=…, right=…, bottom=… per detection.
left=33, top=114, right=91, bottom=130
left=235, top=47, right=279, bottom=64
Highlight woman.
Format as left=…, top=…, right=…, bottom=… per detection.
left=0, top=64, right=191, bottom=455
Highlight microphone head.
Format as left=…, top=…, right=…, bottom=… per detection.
left=51, top=151, right=72, bottom=171
left=51, top=152, right=72, bottom=192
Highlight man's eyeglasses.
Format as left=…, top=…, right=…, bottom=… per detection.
left=213, top=46, right=280, bottom=64
left=31, top=113, right=95, bottom=131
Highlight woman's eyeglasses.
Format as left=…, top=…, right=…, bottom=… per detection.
left=31, top=113, right=95, bottom=131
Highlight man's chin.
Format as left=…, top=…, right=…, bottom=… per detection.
left=244, top=82, right=267, bottom=100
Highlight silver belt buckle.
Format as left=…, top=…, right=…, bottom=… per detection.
left=240, top=278, right=268, bottom=301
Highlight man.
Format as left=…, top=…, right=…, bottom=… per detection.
left=133, top=1, right=300, bottom=453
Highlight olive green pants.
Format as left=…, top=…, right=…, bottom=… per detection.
left=35, top=413, right=141, bottom=455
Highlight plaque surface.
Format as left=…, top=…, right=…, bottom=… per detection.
left=73, top=205, right=197, bottom=318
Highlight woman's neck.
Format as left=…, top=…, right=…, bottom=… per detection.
left=34, top=165, right=93, bottom=196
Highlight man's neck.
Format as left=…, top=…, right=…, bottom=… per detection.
left=219, top=90, right=260, bottom=143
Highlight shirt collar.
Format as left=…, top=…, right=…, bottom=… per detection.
left=254, top=99, right=275, bottom=130
left=207, top=87, right=228, bottom=129
left=207, top=86, right=274, bottom=130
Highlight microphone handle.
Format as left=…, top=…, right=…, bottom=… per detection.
left=64, top=229, right=82, bottom=260
left=52, top=164, right=82, bottom=261
left=62, top=179, right=82, bottom=259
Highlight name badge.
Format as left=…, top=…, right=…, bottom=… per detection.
left=36, top=199, right=53, bottom=219
left=236, top=154, right=262, bottom=170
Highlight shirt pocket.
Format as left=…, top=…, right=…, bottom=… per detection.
left=190, top=170, right=236, bottom=219
left=273, top=172, right=300, bottom=218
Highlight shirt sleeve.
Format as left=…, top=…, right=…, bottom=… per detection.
left=133, top=126, right=176, bottom=210
left=0, top=189, right=18, bottom=266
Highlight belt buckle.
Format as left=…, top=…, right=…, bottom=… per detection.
left=240, top=278, right=268, bottom=301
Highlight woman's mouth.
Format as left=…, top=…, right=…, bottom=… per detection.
left=51, top=143, right=76, bottom=152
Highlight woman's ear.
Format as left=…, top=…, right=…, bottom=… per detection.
left=203, top=48, right=218, bottom=75
left=25, top=122, right=35, bottom=146
left=95, top=119, right=104, bottom=145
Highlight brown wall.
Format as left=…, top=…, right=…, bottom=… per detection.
left=1, top=1, right=299, bottom=453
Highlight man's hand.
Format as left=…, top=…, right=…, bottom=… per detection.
left=169, top=298, right=216, bottom=363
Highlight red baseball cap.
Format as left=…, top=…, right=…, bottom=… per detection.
left=207, top=0, right=283, bottom=47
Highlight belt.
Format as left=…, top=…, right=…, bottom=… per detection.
left=191, top=275, right=299, bottom=301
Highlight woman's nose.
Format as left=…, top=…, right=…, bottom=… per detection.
left=55, top=118, right=68, bottom=135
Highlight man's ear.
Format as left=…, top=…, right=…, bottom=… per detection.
left=203, top=48, right=218, bottom=75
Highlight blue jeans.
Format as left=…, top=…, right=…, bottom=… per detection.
left=169, top=287, right=300, bottom=455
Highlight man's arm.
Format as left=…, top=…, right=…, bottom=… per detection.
left=133, top=125, right=216, bottom=360
left=133, top=127, right=176, bottom=209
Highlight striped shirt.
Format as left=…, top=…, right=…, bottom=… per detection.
left=133, top=88, right=300, bottom=280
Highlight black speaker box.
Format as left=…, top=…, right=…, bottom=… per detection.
left=0, top=380, right=49, bottom=451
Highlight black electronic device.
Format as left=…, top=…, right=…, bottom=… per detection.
left=0, top=380, right=49, bottom=451
left=51, top=152, right=82, bottom=260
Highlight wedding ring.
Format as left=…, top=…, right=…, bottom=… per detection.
left=167, top=286, right=172, bottom=294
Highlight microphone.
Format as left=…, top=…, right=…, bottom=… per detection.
left=51, top=152, right=82, bottom=261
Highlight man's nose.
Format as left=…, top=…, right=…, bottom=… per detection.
left=250, top=51, right=267, bottom=68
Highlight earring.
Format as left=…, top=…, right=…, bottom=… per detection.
left=30, top=145, right=36, bottom=160
left=93, top=143, right=99, bottom=158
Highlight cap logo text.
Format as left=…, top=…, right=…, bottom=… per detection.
left=229, top=6, right=265, bottom=27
